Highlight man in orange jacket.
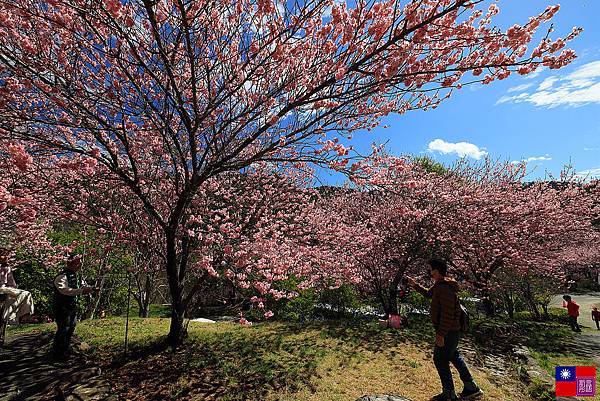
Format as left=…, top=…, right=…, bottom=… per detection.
left=407, top=259, right=482, bottom=401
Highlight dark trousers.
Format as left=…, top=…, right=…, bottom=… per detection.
left=595, top=319, right=599, bottom=330
left=52, top=306, right=77, bottom=357
left=568, top=316, right=580, bottom=332
left=0, top=295, right=7, bottom=344
left=433, top=330, right=475, bottom=393
left=0, top=315, right=6, bottom=344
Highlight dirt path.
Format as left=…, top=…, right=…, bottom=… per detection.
left=550, top=293, right=600, bottom=330
left=570, top=332, right=600, bottom=367
left=550, top=293, right=600, bottom=366
left=0, top=331, right=114, bottom=401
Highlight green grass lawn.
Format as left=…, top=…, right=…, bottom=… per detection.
left=7, top=310, right=592, bottom=401
left=121, top=303, right=172, bottom=318
left=7, top=314, right=536, bottom=401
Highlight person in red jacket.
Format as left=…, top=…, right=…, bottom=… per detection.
left=562, top=295, right=581, bottom=332
left=591, top=307, right=600, bottom=330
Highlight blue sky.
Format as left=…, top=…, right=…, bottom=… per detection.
left=320, top=0, right=600, bottom=184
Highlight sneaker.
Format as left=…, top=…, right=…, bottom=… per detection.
left=431, top=393, right=457, bottom=401
left=460, top=387, right=483, bottom=399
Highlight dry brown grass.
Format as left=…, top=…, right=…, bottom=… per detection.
left=265, top=327, right=532, bottom=401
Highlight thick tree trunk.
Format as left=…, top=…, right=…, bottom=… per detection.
left=168, top=302, right=185, bottom=346
left=165, top=234, right=186, bottom=347
left=503, top=291, right=514, bottom=319
left=530, top=302, right=541, bottom=320
left=374, top=282, right=389, bottom=319
left=507, top=303, right=514, bottom=319
left=136, top=276, right=152, bottom=318
left=482, top=298, right=495, bottom=317
left=385, top=263, right=405, bottom=318
left=387, top=284, right=399, bottom=316
left=381, top=297, right=390, bottom=320
left=140, top=294, right=150, bottom=318
left=135, top=295, right=149, bottom=318
left=167, top=295, right=185, bottom=346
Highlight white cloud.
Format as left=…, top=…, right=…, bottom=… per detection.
left=525, top=155, right=552, bottom=162
left=566, top=61, right=600, bottom=80
left=427, top=139, right=488, bottom=160
left=584, top=147, right=600, bottom=151
left=508, top=83, right=533, bottom=93
left=511, top=155, right=552, bottom=164
left=537, top=77, right=559, bottom=91
left=527, top=83, right=600, bottom=107
left=576, top=167, right=600, bottom=179
left=496, top=60, right=600, bottom=108
left=496, top=92, right=530, bottom=105
left=524, top=67, right=546, bottom=80
left=569, top=79, right=595, bottom=89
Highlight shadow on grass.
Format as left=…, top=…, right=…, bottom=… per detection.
left=81, top=313, right=582, bottom=401
left=469, top=312, right=576, bottom=355
left=266, top=314, right=435, bottom=359
left=89, top=315, right=438, bottom=401
left=569, top=332, right=600, bottom=360
left=0, top=331, right=110, bottom=401
left=97, top=325, right=326, bottom=401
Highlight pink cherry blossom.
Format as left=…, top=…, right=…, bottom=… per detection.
left=0, top=0, right=580, bottom=344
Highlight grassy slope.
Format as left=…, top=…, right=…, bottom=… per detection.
left=9, top=315, right=534, bottom=401
left=469, top=309, right=600, bottom=401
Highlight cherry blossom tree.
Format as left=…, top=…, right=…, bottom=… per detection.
left=185, top=166, right=318, bottom=318
left=0, top=0, right=580, bottom=343
left=307, top=157, right=446, bottom=317
left=484, top=177, right=600, bottom=317
left=0, top=142, right=59, bottom=253
left=48, top=159, right=318, bottom=323
left=313, top=154, right=598, bottom=318
left=437, top=160, right=597, bottom=298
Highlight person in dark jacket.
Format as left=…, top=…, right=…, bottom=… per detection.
left=406, top=259, right=482, bottom=401
left=52, top=253, right=93, bottom=360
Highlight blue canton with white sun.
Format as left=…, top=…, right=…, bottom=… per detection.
left=560, top=369, right=572, bottom=380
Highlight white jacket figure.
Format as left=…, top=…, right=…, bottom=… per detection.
left=0, top=250, right=35, bottom=326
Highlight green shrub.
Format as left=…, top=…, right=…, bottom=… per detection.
left=277, top=289, right=318, bottom=322
left=317, top=285, right=361, bottom=317
left=11, top=254, right=59, bottom=318
left=257, top=279, right=366, bottom=322
left=405, top=290, right=429, bottom=313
